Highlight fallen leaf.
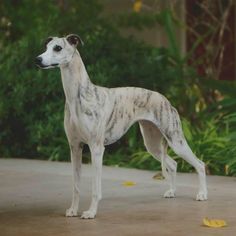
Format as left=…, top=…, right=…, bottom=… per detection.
left=152, top=172, right=165, bottom=180
left=122, top=181, right=136, bottom=187
left=133, top=0, right=142, bottom=13
left=203, top=218, right=227, bottom=228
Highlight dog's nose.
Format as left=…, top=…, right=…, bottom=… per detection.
left=35, top=56, right=42, bottom=65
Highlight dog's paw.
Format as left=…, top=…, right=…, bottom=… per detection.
left=196, top=191, right=208, bottom=201
left=81, top=210, right=96, bottom=219
left=65, top=207, right=79, bottom=217
left=164, top=189, right=176, bottom=198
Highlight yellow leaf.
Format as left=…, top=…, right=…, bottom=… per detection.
left=152, top=172, right=165, bottom=180
left=133, top=0, right=142, bottom=13
left=122, top=181, right=136, bottom=187
left=203, top=218, right=227, bottom=228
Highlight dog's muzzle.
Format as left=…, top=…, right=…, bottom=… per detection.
left=35, top=56, right=44, bottom=67
left=35, top=56, right=58, bottom=68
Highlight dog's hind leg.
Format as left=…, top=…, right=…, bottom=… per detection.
left=168, top=137, right=207, bottom=201
left=139, top=120, right=177, bottom=198
left=162, top=106, right=207, bottom=200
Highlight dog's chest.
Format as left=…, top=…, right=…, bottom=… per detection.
left=64, top=102, right=93, bottom=142
left=65, top=92, right=107, bottom=142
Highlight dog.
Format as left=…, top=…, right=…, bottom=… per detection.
left=35, top=34, right=207, bottom=219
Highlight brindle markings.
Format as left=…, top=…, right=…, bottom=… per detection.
left=128, top=113, right=131, bottom=120
left=165, top=105, right=184, bottom=145
left=175, top=119, right=179, bottom=130
left=79, top=142, right=84, bottom=149
left=106, top=108, right=115, bottom=126
left=94, top=86, right=99, bottom=102
left=79, top=87, right=87, bottom=99
left=106, top=100, right=118, bottom=135
left=133, top=95, right=139, bottom=107
left=84, top=109, right=93, bottom=116
left=153, top=99, right=174, bottom=142
left=153, top=108, right=158, bottom=121
left=100, top=90, right=106, bottom=107
left=79, top=82, right=94, bottom=101
left=172, top=107, right=176, bottom=130
left=133, top=91, right=152, bottom=108
left=164, top=100, right=170, bottom=133
left=104, top=138, right=108, bottom=144
left=77, top=86, right=82, bottom=108
left=145, top=91, right=152, bottom=106
left=165, top=131, right=172, bottom=142
left=77, top=84, right=103, bottom=119
left=77, top=87, right=80, bottom=99
left=119, top=106, right=124, bottom=119
left=94, top=111, right=99, bottom=119
left=106, top=114, right=117, bottom=135
left=138, top=90, right=152, bottom=108
left=159, top=100, right=164, bottom=126
left=95, top=86, right=107, bottom=107
left=171, top=107, right=180, bottom=135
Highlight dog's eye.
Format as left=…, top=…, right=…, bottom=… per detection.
left=53, top=45, right=62, bottom=52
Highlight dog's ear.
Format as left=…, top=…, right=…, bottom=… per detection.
left=66, top=34, right=84, bottom=47
left=44, top=37, right=53, bottom=48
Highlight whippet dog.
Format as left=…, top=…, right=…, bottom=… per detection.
left=35, top=34, right=207, bottom=219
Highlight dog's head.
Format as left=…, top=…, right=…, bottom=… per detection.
left=35, top=34, right=84, bottom=69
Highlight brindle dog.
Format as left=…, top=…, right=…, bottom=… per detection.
left=35, top=34, right=207, bottom=219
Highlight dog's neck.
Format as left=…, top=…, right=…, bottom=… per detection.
left=60, top=50, right=93, bottom=103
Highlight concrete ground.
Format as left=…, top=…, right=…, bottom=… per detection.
left=0, top=159, right=235, bottom=236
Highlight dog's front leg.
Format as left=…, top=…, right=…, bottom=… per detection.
left=66, top=144, right=83, bottom=217
left=81, top=143, right=104, bottom=219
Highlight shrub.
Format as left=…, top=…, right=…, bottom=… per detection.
left=0, top=0, right=186, bottom=161
left=1, top=0, right=236, bottom=176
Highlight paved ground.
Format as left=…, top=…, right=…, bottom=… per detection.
left=0, top=158, right=236, bottom=236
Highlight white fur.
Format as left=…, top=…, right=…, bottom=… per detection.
left=36, top=35, right=208, bottom=219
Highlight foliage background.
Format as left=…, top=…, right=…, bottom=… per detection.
left=0, top=0, right=236, bottom=176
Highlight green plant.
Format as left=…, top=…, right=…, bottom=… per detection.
left=0, top=0, right=189, bottom=161
left=0, top=1, right=236, bottom=176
